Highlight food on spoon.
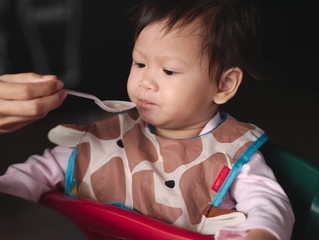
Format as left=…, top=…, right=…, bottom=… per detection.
left=106, top=103, right=127, bottom=109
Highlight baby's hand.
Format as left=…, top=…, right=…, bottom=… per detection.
left=244, top=229, right=277, bottom=240
left=0, top=73, right=66, bottom=133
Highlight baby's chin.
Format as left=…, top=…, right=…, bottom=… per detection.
left=137, top=111, right=157, bottom=126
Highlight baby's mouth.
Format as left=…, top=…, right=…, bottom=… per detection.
left=138, top=99, right=157, bottom=109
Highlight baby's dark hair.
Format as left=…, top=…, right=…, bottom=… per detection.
left=132, top=0, right=263, bottom=83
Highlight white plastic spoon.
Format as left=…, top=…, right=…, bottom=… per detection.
left=66, top=89, right=136, bottom=113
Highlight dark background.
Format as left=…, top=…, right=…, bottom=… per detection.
left=0, top=0, right=318, bottom=174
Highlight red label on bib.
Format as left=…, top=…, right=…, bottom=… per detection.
left=212, top=166, right=230, bottom=192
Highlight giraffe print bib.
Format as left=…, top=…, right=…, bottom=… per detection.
left=49, top=112, right=268, bottom=234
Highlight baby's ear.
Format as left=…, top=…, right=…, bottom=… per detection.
left=213, top=67, right=243, bottom=104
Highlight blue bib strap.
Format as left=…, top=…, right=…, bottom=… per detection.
left=64, top=146, right=78, bottom=197
left=211, top=133, right=268, bottom=207
left=106, top=202, right=139, bottom=213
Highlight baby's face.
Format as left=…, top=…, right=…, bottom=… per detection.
left=127, top=20, right=219, bottom=138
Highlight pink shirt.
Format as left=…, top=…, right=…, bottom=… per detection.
left=0, top=113, right=294, bottom=240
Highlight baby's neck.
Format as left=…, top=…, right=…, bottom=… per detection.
left=151, top=112, right=221, bottom=139
left=154, top=126, right=204, bottom=139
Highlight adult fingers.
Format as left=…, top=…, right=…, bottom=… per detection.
left=0, top=116, right=37, bottom=134
left=0, top=73, right=57, bottom=83
left=0, top=79, right=64, bottom=100
left=0, top=89, right=67, bottom=117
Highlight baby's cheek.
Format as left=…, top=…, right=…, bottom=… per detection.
left=126, top=79, right=138, bottom=102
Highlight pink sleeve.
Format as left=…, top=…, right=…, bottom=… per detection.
left=215, top=151, right=295, bottom=240
left=0, top=146, right=73, bottom=202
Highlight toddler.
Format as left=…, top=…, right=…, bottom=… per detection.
left=0, top=0, right=294, bottom=239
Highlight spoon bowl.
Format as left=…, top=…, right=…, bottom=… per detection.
left=65, top=89, right=136, bottom=113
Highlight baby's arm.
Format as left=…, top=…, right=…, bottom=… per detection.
left=244, top=229, right=277, bottom=240
left=215, top=151, right=294, bottom=240
left=0, top=146, right=72, bottom=202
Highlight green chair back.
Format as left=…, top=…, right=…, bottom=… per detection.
left=261, top=143, right=319, bottom=239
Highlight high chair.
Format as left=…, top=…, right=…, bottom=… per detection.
left=40, top=191, right=213, bottom=240
left=40, top=143, right=319, bottom=239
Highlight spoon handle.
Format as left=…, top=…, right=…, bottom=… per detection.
left=65, top=89, right=99, bottom=102
left=65, top=89, right=136, bottom=113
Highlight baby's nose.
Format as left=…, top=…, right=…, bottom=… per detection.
left=139, top=75, right=158, bottom=91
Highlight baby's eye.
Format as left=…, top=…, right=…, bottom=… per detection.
left=163, top=69, right=176, bottom=76
left=135, top=62, right=145, bottom=68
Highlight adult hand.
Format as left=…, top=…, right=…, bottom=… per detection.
left=0, top=73, right=67, bottom=133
